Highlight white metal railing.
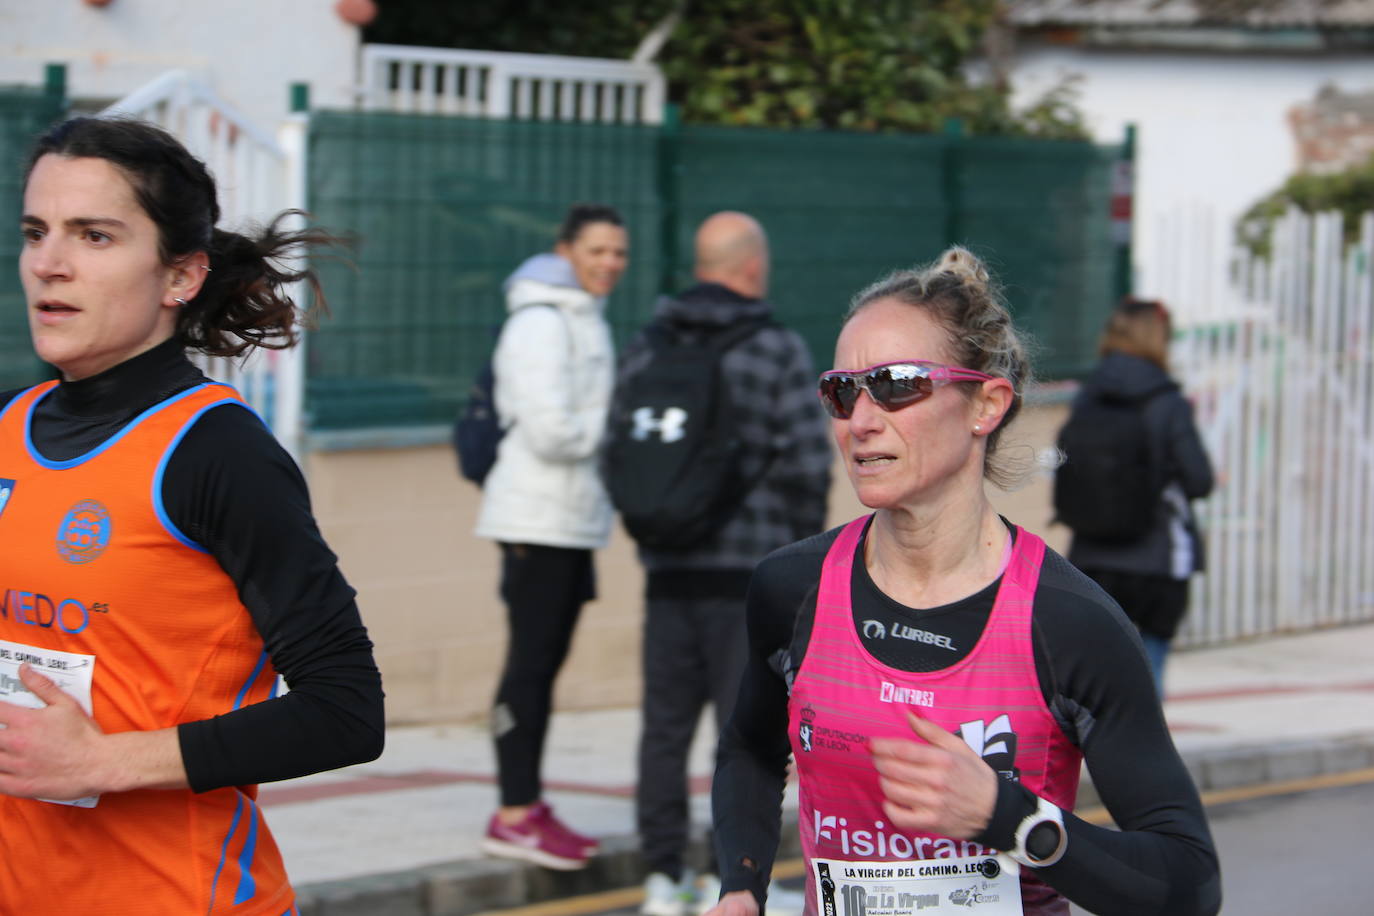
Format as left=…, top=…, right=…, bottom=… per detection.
left=1159, top=208, right=1374, bottom=645
left=359, top=44, right=666, bottom=124
left=101, top=71, right=308, bottom=462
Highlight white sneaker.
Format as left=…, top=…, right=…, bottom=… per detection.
left=764, top=881, right=807, bottom=916
left=642, top=872, right=694, bottom=916
left=694, top=873, right=723, bottom=916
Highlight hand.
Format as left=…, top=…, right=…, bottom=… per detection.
left=869, top=711, right=998, bottom=841
left=700, top=890, right=759, bottom=916
left=0, top=663, right=108, bottom=800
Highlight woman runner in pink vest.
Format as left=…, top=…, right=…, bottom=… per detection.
left=705, top=248, right=1219, bottom=916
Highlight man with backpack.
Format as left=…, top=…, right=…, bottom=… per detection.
left=602, top=212, right=831, bottom=916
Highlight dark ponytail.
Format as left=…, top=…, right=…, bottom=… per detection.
left=179, top=215, right=337, bottom=356
left=26, top=116, right=340, bottom=357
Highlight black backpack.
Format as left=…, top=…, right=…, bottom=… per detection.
left=1053, top=384, right=1174, bottom=542
left=452, top=356, right=501, bottom=485
left=602, top=318, right=775, bottom=550
left=452, top=305, right=561, bottom=486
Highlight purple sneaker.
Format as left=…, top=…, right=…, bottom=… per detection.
left=481, top=807, right=590, bottom=870
left=531, top=801, right=600, bottom=854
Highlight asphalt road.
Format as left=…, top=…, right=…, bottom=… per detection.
left=1185, top=778, right=1371, bottom=916
left=1072, top=774, right=1374, bottom=915
left=478, top=771, right=1374, bottom=916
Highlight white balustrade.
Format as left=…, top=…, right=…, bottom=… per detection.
left=360, top=44, right=666, bottom=124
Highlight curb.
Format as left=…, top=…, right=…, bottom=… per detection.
left=1076, top=732, right=1374, bottom=809
left=295, top=733, right=1374, bottom=916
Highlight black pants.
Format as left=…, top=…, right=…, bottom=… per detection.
left=636, top=592, right=749, bottom=880
left=492, top=542, right=596, bottom=807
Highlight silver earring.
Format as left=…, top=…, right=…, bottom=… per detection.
left=201, top=265, right=212, bottom=272
left=174, top=297, right=189, bottom=306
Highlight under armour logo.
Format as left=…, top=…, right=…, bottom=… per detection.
left=631, top=407, right=688, bottom=443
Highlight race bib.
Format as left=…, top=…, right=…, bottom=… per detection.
left=0, top=639, right=100, bottom=808
left=813, top=853, right=1021, bottom=915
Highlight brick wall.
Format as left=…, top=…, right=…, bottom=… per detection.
left=1289, top=85, right=1374, bottom=174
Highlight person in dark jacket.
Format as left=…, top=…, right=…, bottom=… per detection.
left=607, top=211, right=832, bottom=916
left=1066, top=297, right=1215, bottom=695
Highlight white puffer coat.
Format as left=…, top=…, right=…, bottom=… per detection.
left=474, top=262, right=615, bottom=549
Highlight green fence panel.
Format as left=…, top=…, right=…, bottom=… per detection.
left=954, top=136, right=1118, bottom=381
left=0, top=84, right=65, bottom=391
left=306, top=111, right=662, bottom=430
left=673, top=125, right=951, bottom=374
left=305, top=111, right=1119, bottom=433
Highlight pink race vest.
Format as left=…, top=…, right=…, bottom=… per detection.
left=788, top=516, right=1080, bottom=916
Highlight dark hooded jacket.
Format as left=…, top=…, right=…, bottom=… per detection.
left=1065, top=351, right=1214, bottom=578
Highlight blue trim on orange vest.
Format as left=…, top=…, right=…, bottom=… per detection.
left=149, top=395, right=255, bottom=552
left=208, top=792, right=246, bottom=912
left=0, top=384, right=41, bottom=423
left=234, top=650, right=270, bottom=711
left=24, top=382, right=221, bottom=469
left=233, top=795, right=262, bottom=905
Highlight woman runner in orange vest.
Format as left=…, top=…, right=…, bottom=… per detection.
left=0, top=117, right=384, bottom=915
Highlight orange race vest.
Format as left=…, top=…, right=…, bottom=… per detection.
left=0, top=380, right=297, bottom=916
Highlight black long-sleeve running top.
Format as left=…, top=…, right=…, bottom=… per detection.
left=0, top=339, right=385, bottom=791
left=713, top=521, right=1221, bottom=916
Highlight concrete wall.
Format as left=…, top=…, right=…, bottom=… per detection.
left=1005, top=48, right=1374, bottom=307
left=0, top=0, right=360, bottom=126
left=308, top=403, right=1071, bottom=726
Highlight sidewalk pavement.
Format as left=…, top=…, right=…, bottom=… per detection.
left=273, top=621, right=1374, bottom=916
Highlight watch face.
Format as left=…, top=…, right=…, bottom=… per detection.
left=1026, top=820, right=1064, bottom=861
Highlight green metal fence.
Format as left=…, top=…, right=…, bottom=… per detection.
left=0, top=79, right=1117, bottom=432
left=306, top=111, right=664, bottom=429
left=0, top=77, right=66, bottom=391
left=307, top=109, right=1121, bottom=431
left=953, top=133, right=1118, bottom=380
left=668, top=122, right=952, bottom=376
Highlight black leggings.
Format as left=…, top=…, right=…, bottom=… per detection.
left=491, top=542, right=596, bottom=807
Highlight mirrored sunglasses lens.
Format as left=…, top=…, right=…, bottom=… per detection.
left=819, top=376, right=859, bottom=417
left=869, top=367, right=931, bottom=410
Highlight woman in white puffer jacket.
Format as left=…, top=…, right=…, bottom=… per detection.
left=474, top=204, right=628, bottom=871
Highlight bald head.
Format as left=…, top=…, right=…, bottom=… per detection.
left=694, top=211, right=770, bottom=299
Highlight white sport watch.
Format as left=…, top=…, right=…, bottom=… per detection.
left=1009, top=795, right=1067, bottom=868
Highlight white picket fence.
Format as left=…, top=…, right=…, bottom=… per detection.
left=1158, top=209, right=1374, bottom=645
left=101, top=71, right=309, bottom=461
left=359, top=44, right=666, bottom=124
